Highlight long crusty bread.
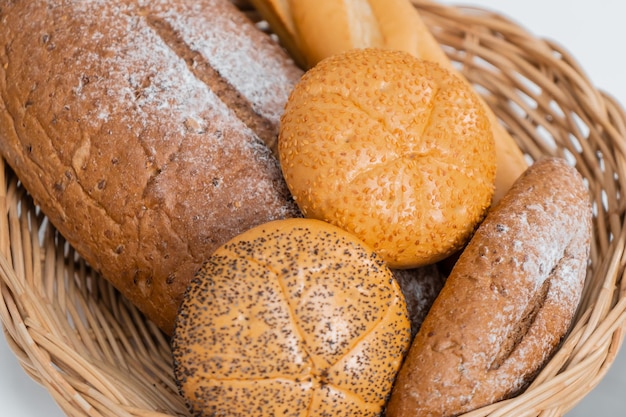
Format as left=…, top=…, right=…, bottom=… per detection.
left=248, top=0, right=528, bottom=202
left=0, top=0, right=303, bottom=334
left=386, top=157, right=592, bottom=416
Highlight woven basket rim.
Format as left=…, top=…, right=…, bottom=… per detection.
left=2, top=1, right=626, bottom=416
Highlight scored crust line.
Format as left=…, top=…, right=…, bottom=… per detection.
left=244, top=255, right=317, bottom=373
left=245, top=252, right=398, bottom=407
left=143, top=13, right=279, bottom=154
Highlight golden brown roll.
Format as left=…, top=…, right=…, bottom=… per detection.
left=386, top=157, right=593, bottom=417
left=172, top=218, right=411, bottom=416
left=279, top=48, right=496, bottom=269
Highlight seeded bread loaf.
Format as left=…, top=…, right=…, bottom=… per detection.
left=386, top=157, right=593, bottom=416
left=279, top=49, right=496, bottom=269
left=0, top=0, right=302, bottom=334
left=172, top=218, right=411, bottom=417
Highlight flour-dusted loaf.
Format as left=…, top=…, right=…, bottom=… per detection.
left=0, top=0, right=303, bottom=333
left=386, top=157, right=593, bottom=416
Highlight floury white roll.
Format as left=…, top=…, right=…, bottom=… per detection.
left=0, top=0, right=303, bottom=334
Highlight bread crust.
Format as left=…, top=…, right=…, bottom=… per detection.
left=249, top=0, right=528, bottom=203
left=0, top=0, right=302, bottom=333
left=392, top=266, right=446, bottom=340
left=279, top=49, right=496, bottom=269
left=172, top=218, right=411, bottom=416
left=386, top=157, right=592, bottom=416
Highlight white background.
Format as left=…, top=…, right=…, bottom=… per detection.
left=2, top=0, right=626, bottom=415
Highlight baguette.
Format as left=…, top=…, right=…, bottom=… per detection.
left=386, top=157, right=593, bottom=416
left=0, top=0, right=303, bottom=334
left=249, top=0, right=529, bottom=202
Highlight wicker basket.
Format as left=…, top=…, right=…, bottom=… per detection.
left=2, top=1, right=626, bottom=416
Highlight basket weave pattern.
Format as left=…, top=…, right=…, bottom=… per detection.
left=2, top=1, right=626, bottom=416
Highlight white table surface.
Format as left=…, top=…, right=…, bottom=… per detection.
left=2, top=1, right=626, bottom=416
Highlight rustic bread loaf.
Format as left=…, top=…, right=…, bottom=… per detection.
left=385, top=157, right=593, bottom=416
left=0, top=0, right=302, bottom=333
